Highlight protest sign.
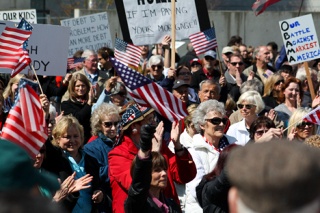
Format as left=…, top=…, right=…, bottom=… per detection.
left=0, top=21, right=70, bottom=76
left=115, top=0, right=210, bottom=45
left=61, top=12, right=113, bottom=57
left=279, top=14, right=320, bottom=65
left=0, top=9, right=37, bottom=23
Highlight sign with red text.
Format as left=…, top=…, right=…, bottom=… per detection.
left=279, top=14, right=320, bottom=65
left=61, top=12, right=113, bottom=57
left=0, top=9, right=37, bottom=23
left=0, top=21, right=70, bottom=76
left=115, top=0, right=210, bottom=45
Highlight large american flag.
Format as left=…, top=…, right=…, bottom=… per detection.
left=12, top=18, right=33, bottom=77
left=0, top=27, right=31, bottom=71
left=252, top=0, right=281, bottom=16
left=1, top=78, right=47, bottom=159
left=114, top=38, right=142, bottom=68
left=303, top=106, right=320, bottom=125
left=110, top=57, right=187, bottom=122
left=189, top=27, right=218, bottom=55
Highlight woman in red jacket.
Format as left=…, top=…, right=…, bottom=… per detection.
left=108, top=102, right=197, bottom=213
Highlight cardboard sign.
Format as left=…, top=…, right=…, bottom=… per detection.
left=115, top=0, right=210, bottom=45
left=0, top=21, right=70, bottom=76
left=0, top=9, right=37, bottom=24
left=279, top=14, right=320, bottom=64
left=61, top=12, right=113, bottom=57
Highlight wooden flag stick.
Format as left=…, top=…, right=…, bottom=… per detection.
left=170, top=0, right=176, bottom=68
left=304, top=61, right=315, bottom=100
left=31, top=65, right=44, bottom=94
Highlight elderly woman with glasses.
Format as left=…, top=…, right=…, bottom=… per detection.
left=287, top=108, right=316, bottom=142
left=226, top=91, right=265, bottom=146
left=108, top=102, right=196, bottom=213
left=185, top=99, right=237, bottom=212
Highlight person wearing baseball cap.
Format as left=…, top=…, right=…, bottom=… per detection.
left=189, top=58, right=202, bottom=73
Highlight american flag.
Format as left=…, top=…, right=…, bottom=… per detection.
left=0, top=27, right=31, bottom=71
left=114, top=38, right=142, bottom=68
left=12, top=18, right=33, bottom=77
left=1, top=78, right=47, bottom=159
left=67, top=57, right=85, bottom=69
left=252, top=0, right=281, bottom=16
left=303, top=106, right=320, bottom=125
left=110, top=57, right=187, bottom=122
left=189, top=27, right=218, bottom=55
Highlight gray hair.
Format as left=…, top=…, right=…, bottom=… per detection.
left=237, top=90, right=265, bottom=114
left=90, top=103, right=120, bottom=136
left=240, top=79, right=263, bottom=95
left=148, top=55, right=164, bottom=67
left=296, top=67, right=317, bottom=82
left=199, top=79, right=221, bottom=94
left=252, top=46, right=265, bottom=59
left=81, top=49, right=96, bottom=60
left=192, top=99, right=225, bottom=133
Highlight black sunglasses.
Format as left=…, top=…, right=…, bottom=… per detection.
left=255, top=129, right=269, bottom=135
left=230, top=62, right=244, bottom=66
left=296, top=121, right=313, bottom=128
left=204, top=56, right=215, bottom=61
left=151, top=65, right=163, bottom=70
left=103, top=121, right=119, bottom=128
left=179, top=72, right=192, bottom=76
left=237, top=104, right=255, bottom=110
left=275, top=79, right=284, bottom=85
left=191, top=63, right=201, bottom=67
left=206, top=117, right=228, bottom=125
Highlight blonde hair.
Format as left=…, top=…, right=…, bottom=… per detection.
left=287, top=108, right=316, bottom=136
left=51, top=115, right=84, bottom=147
left=68, top=73, right=90, bottom=102
left=305, top=135, right=320, bottom=149
left=263, top=74, right=282, bottom=97
left=3, top=74, right=25, bottom=100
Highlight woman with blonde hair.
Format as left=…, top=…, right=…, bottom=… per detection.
left=263, top=74, right=284, bottom=109
left=287, top=108, right=316, bottom=142
left=3, top=73, right=25, bottom=113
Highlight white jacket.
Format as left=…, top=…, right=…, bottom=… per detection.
left=227, top=119, right=250, bottom=146
left=185, top=134, right=236, bottom=213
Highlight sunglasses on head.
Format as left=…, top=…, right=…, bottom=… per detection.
left=103, top=121, right=119, bottom=128
left=275, top=79, right=284, bottom=85
left=237, top=104, right=255, bottom=110
left=230, top=62, right=244, bottom=66
left=296, top=121, right=313, bottom=128
left=206, top=117, right=228, bottom=125
left=151, top=65, right=163, bottom=70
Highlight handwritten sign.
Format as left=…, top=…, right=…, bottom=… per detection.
left=116, top=0, right=209, bottom=45
left=0, top=9, right=37, bottom=23
left=61, top=12, right=113, bottom=57
left=279, top=14, right=320, bottom=64
left=0, top=21, right=70, bottom=76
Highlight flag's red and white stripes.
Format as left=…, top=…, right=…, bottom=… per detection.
left=303, top=106, right=320, bottom=125
left=11, top=49, right=31, bottom=77
left=1, top=84, right=47, bottom=159
left=252, top=0, right=281, bottom=16
left=0, top=27, right=32, bottom=70
left=189, top=28, right=218, bottom=55
left=114, top=38, right=142, bottom=67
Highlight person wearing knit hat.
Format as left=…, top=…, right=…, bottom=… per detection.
left=227, top=141, right=320, bottom=213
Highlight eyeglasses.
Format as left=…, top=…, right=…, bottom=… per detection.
left=206, top=117, right=228, bottom=125
left=112, top=91, right=126, bottom=97
left=296, top=121, right=313, bottom=128
left=230, top=62, right=244, bottom=66
left=179, top=72, right=192, bottom=76
left=275, top=79, right=284, bottom=85
left=255, top=129, right=269, bottom=136
left=103, top=121, right=119, bottom=128
left=237, top=104, right=256, bottom=110
left=204, top=56, right=215, bottom=61
left=191, top=63, right=201, bottom=67
left=151, top=65, right=163, bottom=70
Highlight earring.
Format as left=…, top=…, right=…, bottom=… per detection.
left=132, top=128, right=138, bottom=134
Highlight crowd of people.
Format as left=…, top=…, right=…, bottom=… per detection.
left=2, top=34, right=320, bottom=213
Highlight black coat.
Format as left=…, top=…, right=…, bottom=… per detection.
left=61, top=99, right=92, bottom=143
left=124, top=155, right=181, bottom=213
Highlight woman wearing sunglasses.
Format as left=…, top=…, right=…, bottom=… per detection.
left=185, top=99, right=237, bottom=212
left=248, top=116, right=282, bottom=143
left=263, top=74, right=284, bottom=109
left=287, top=108, right=316, bottom=142
left=227, top=91, right=265, bottom=146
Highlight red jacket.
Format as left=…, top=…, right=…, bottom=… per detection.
left=108, top=136, right=197, bottom=213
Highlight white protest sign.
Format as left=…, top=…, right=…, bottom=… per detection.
left=0, top=21, right=70, bottom=76
left=61, top=12, right=113, bottom=57
left=279, top=14, right=320, bottom=65
left=0, top=9, right=37, bottom=23
left=122, top=0, right=200, bottom=45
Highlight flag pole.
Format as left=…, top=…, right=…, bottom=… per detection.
left=30, top=65, right=44, bottom=94
left=283, top=118, right=305, bottom=133
left=298, top=0, right=305, bottom=16
left=170, top=0, right=176, bottom=68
